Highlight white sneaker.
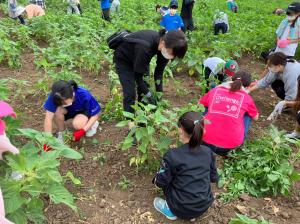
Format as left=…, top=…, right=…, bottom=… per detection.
left=286, top=131, right=300, bottom=139
left=57, top=132, right=64, bottom=144
left=86, top=121, right=99, bottom=137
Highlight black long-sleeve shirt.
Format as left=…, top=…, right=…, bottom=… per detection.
left=113, top=30, right=169, bottom=94
left=181, top=0, right=195, bottom=19
left=154, top=144, right=217, bottom=219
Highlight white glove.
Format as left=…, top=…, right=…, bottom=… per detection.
left=267, top=101, right=286, bottom=121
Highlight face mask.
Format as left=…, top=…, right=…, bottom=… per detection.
left=268, top=67, right=278, bottom=73
left=62, top=103, right=72, bottom=108
left=170, top=9, right=177, bottom=15
left=287, top=15, right=297, bottom=21
left=161, top=47, right=174, bottom=60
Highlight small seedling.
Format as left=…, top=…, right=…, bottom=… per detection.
left=92, top=153, right=106, bottom=166
left=118, top=175, right=131, bottom=190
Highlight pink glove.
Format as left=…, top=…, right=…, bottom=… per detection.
left=277, top=39, right=290, bottom=48
left=0, top=135, right=19, bottom=160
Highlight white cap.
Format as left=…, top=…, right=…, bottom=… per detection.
left=14, top=6, right=26, bottom=17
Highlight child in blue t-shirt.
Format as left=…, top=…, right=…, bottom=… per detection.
left=160, top=0, right=184, bottom=32
left=43, top=80, right=101, bottom=144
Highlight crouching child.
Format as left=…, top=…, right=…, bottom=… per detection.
left=153, top=112, right=218, bottom=221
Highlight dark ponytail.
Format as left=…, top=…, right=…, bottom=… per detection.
left=178, top=112, right=204, bottom=149
left=51, top=80, right=78, bottom=106
left=230, top=70, right=252, bottom=92
left=160, top=29, right=188, bottom=59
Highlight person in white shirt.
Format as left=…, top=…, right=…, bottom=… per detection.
left=275, top=2, right=300, bottom=58
left=203, top=57, right=238, bottom=91
left=213, top=11, right=229, bottom=35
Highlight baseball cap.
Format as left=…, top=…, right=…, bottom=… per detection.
left=225, top=60, right=239, bottom=76
left=170, top=0, right=178, bottom=8
left=286, top=2, right=300, bottom=15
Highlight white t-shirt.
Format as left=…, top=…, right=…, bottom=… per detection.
left=203, top=57, right=226, bottom=75
left=275, top=26, right=298, bottom=57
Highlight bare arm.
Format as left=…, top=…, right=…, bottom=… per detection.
left=83, top=114, right=99, bottom=132
left=44, top=111, right=54, bottom=133
left=253, top=114, right=259, bottom=121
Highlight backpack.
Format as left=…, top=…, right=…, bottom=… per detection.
left=107, top=30, right=151, bottom=50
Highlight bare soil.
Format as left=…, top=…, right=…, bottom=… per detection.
left=1, top=52, right=300, bottom=224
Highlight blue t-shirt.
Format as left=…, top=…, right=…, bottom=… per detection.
left=44, top=87, right=101, bottom=117
left=160, top=14, right=184, bottom=31
left=100, top=0, right=110, bottom=9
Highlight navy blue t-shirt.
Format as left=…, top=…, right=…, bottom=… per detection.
left=160, top=14, right=184, bottom=31
left=44, top=87, right=101, bottom=117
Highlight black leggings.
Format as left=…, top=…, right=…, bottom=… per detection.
left=15, top=15, right=25, bottom=24
left=204, top=67, right=224, bottom=92
left=271, top=80, right=285, bottom=100
left=214, top=23, right=228, bottom=35
left=115, top=60, right=149, bottom=113
left=102, top=8, right=111, bottom=22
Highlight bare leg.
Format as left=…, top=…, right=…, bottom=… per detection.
left=54, top=107, right=67, bottom=132
left=72, top=114, right=89, bottom=130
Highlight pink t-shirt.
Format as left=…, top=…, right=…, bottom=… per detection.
left=199, top=86, right=258, bottom=149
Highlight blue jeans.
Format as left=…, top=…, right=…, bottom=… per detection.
left=203, top=108, right=252, bottom=156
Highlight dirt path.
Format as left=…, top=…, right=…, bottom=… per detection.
left=1, top=53, right=300, bottom=224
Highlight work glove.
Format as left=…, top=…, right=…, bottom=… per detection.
left=277, top=39, right=290, bottom=48
left=144, top=92, right=157, bottom=106
left=73, top=129, right=86, bottom=142
left=43, top=144, right=52, bottom=152
left=267, top=101, right=286, bottom=121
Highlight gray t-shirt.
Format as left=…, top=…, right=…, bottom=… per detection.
left=257, top=61, right=300, bottom=100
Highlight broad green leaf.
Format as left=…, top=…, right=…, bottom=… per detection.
left=66, top=171, right=81, bottom=185
left=47, top=184, right=77, bottom=211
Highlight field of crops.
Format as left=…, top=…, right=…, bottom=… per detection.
left=1, top=0, right=300, bottom=223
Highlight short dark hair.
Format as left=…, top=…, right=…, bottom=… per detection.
left=178, top=112, right=204, bottom=149
left=230, top=70, right=252, bottom=92
left=51, top=80, right=78, bottom=106
left=267, top=52, right=288, bottom=67
left=159, top=29, right=188, bottom=59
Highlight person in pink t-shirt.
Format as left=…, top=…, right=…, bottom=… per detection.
left=199, top=71, right=259, bottom=156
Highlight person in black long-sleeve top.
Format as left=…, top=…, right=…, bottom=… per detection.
left=113, top=29, right=188, bottom=114
left=181, top=0, right=195, bottom=32
left=153, top=111, right=218, bottom=221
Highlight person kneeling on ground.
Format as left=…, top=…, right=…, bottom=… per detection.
left=249, top=52, right=300, bottom=112
left=203, top=57, right=238, bottom=91
left=43, top=80, right=101, bottom=146
left=267, top=76, right=300, bottom=139
left=14, top=4, right=45, bottom=20
left=213, top=10, right=229, bottom=35
left=153, top=111, right=218, bottom=221
left=199, top=71, right=259, bottom=156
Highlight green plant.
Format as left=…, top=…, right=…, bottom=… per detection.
left=0, top=129, right=82, bottom=224
left=229, top=214, right=271, bottom=224
left=92, top=153, right=107, bottom=166
left=219, top=126, right=300, bottom=201
left=118, top=175, right=131, bottom=190
left=0, top=79, right=9, bottom=100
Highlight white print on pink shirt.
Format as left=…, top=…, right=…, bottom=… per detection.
left=210, top=88, right=244, bottom=119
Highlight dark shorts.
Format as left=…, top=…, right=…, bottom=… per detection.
left=65, top=111, right=89, bottom=121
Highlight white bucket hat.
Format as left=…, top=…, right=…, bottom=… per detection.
left=14, top=6, right=26, bottom=18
